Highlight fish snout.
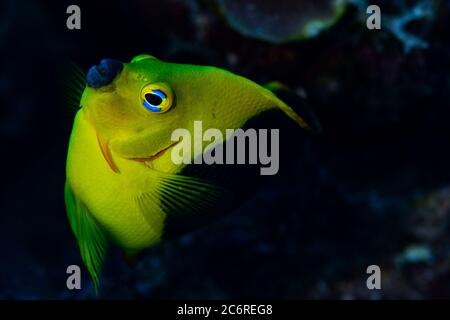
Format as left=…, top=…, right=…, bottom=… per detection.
left=86, top=59, right=123, bottom=88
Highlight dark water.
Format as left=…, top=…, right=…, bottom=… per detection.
left=1, top=0, right=450, bottom=299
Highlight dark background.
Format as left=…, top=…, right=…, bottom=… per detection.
left=1, top=0, right=450, bottom=299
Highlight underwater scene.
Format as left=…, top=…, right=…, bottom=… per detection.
left=2, top=0, right=450, bottom=300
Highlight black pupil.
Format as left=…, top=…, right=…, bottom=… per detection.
left=145, top=93, right=163, bottom=106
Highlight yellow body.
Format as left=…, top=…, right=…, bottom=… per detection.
left=65, top=54, right=311, bottom=288
left=67, top=110, right=164, bottom=251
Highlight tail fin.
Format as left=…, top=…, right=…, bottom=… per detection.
left=264, top=81, right=322, bottom=134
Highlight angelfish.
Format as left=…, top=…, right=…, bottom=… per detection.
left=65, top=54, right=315, bottom=290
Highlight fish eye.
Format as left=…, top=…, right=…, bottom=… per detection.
left=140, top=83, right=174, bottom=113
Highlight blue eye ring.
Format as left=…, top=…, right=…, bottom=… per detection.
left=140, top=83, right=174, bottom=113
left=143, top=90, right=166, bottom=111
left=143, top=99, right=162, bottom=112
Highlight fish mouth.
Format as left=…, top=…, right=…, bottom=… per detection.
left=97, top=133, right=120, bottom=173
left=97, top=131, right=180, bottom=173
left=126, top=140, right=181, bottom=164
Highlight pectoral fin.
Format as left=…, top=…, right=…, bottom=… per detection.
left=64, top=182, right=108, bottom=293
left=136, top=171, right=226, bottom=221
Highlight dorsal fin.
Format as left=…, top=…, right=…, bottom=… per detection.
left=264, top=81, right=322, bottom=134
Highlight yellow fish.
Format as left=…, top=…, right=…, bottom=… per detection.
left=65, top=54, right=313, bottom=290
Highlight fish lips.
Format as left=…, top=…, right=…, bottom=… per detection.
left=97, top=134, right=181, bottom=174
left=126, top=140, right=181, bottom=164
